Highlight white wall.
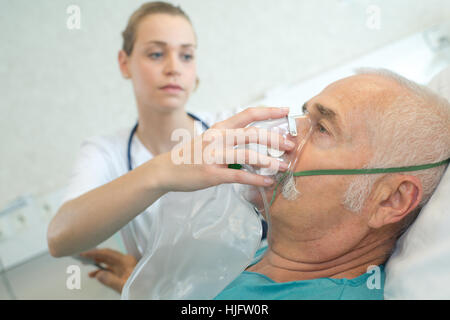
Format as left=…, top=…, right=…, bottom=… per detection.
left=1, top=0, right=450, bottom=208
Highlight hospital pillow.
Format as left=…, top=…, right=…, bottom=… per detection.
left=385, top=167, right=450, bottom=299
left=384, top=67, right=450, bottom=299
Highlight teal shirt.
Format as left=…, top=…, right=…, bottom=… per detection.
left=215, top=248, right=385, bottom=300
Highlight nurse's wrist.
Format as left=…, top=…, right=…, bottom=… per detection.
left=141, top=154, right=171, bottom=196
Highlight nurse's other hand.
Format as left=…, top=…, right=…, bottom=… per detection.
left=80, top=248, right=137, bottom=294
left=151, top=106, right=294, bottom=192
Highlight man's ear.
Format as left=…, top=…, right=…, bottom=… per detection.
left=368, top=175, right=423, bottom=228
left=118, top=50, right=131, bottom=79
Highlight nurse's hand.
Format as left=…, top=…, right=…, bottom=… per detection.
left=80, top=248, right=137, bottom=294
left=148, top=107, right=294, bottom=193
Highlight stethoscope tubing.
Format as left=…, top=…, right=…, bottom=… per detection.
left=127, top=112, right=209, bottom=171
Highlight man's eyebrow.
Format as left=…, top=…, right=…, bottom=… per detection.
left=317, top=103, right=337, bottom=118
left=303, top=102, right=336, bottom=117
left=302, top=102, right=342, bottom=132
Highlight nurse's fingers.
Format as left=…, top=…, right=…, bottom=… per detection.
left=88, top=270, right=100, bottom=278
left=237, top=149, right=289, bottom=171
left=88, top=267, right=112, bottom=278
left=94, top=270, right=124, bottom=293
left=215, top=167, right=275, bottom=187
left=80, top=248, right=123, bottom=265
left=212, top=107, right=290, bottom=130
left=206, top=149, right=288, bottom=171
left=204, top=127, right=295, bottom=150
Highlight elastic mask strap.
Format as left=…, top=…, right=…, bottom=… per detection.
left=269, top=158, right=450, bottom=206
left=292, top=158, right=450, bottom=177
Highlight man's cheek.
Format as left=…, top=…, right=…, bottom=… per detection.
left=295, top=176, right=331, bottom=198
left=296, top=176, right=346, bottom=210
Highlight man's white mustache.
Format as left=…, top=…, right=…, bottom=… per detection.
left=281, top=173, right=300, bottom=201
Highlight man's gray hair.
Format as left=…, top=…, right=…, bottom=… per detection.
left=343, top=68, right=450, bottom=213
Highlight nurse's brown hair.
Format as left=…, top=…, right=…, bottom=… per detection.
left=122, top=1, right=193, bottom=56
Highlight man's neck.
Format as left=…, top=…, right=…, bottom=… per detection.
left=136, top=106, right=196, bottom=156
left=247, top=234, right=395, bottom=282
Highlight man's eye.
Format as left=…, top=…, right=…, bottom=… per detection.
left=317, top=123, right=329, bottom=135
left=148, top=52, right=163, bottom=59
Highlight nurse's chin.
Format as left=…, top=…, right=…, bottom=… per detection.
left=153, top=98, right=188, bottom=111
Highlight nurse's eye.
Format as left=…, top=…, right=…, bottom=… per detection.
left=148, top=52, right=163, bottom=59
left=181, top=53, right=194, bottom=62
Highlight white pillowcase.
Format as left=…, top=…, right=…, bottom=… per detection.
left=384, top=67, right=450, bottom=299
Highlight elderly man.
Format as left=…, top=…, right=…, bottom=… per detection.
left=214, top=68, right=450, bottom=299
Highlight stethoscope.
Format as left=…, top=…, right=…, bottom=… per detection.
left=127, top=112, right=210, bottom=171
left=126, top=112, right=268, bottom=240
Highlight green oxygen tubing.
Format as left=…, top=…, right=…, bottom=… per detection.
left=229, top=158, right=450, bottom=206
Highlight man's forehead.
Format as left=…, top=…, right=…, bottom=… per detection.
left=326, top=74, right=403, bottom=98
left=310, top=74, right=402, bottom=115
left=303, top=74, right=398, bottom=145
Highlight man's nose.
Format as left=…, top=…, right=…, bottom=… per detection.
left=163, top=51, right=181, bottom=76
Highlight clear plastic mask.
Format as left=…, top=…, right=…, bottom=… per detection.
left=234, top=115, right=313, bottom=215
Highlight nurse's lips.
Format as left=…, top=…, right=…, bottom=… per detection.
left=160, top=84, right=183, bottom=93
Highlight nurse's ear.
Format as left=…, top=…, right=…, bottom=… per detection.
left=194, top=77, right=200, bottom=91
left=118, top=50, right=131, bottom=79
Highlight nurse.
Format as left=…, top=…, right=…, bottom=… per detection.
left=47, top=1, right=273, bottom=293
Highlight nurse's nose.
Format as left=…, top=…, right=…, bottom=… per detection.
left=163, top=51, right=181, bottom=76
